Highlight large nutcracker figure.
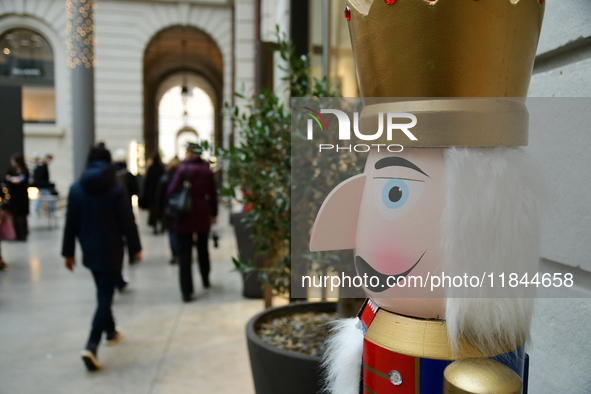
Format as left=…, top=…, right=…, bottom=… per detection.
left=310, top=1, right=546, bottom=393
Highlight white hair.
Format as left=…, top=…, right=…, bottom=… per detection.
left=443, top=147, right=547, bottom=356
left=322, top=318, right=364, bottom=394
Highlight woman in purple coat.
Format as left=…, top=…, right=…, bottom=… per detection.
left=167, top=143, right=218, bottom=302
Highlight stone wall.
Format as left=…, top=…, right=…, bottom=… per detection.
left=526, top=2, right=591, bottom=392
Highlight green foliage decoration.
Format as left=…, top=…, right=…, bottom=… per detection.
left=219, top=28, right=365, bottom=299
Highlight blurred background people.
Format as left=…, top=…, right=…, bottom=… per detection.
left=0, top=184, right=11, bottom=270
left=112, top=148, right=140, bottom=292
left=62, top=144, right=142, bottom=371
left=32, top=154, right=56, bottom=215
left=156, top=157, right=181, bottom=264
left=113, top=148, right=139, bottom=206
left=140, top=152, right=165, bottom=234
left=167, top=144, right=217, bottom=302
left=4, top=153, right=30, bottom=241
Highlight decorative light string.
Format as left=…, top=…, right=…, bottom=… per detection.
left=66, top=0, right=96, bottom=69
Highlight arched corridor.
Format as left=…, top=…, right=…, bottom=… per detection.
left=143, top=26, right=223, bottom=160
left=157, top=73, right=216, bottom=162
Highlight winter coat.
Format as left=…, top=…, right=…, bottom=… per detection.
left=166, top=157, right=218, bottom=234
left=4, top=167, right=30, bottom=215
left=61, top=160, right=141, bottom=273
left=32, top=163, right=52, bottom=189
left=149, top=170, right=171, bottom=229
left=140, top=162, right=165, bottom=211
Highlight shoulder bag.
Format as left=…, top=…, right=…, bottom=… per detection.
left=166, top=166, right=193, bottom=218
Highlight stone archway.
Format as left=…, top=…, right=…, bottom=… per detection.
left=157, top=72, right=216, bottom=162
left=143, top=25, right=223, bottom=159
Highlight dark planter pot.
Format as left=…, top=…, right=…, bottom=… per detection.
left=246, top=301, right=337, bottom=394
left=231, top=212, right=264, bottom=298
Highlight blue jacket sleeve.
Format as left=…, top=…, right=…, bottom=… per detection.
left=61, top=186, right=79, bottom=258
left=114, top=187, right=142, bottom=262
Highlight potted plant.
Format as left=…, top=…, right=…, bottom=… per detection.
left=219, top=30, right=365, bottom=394
left=230, top=210, right=265, bottom=298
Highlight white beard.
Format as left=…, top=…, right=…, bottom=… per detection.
left=322, top=317, right=364, bottom=394
left=443, top=147, right=546, bottom=356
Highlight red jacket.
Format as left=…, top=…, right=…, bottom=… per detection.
left=167, top=157, right=218, bottom=234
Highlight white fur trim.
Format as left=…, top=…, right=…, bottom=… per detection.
left=443, top=147, right=546, bottom=356
left=322, top=317, right=364, bottom=394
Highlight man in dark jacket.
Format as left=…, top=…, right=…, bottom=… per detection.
left=32, top=154, right=53, bottom=188
left=62, top=145, right=142, bottom=371
left=167, top=143, right=217, bottom=302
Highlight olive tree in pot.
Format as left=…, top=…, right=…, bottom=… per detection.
left=219, top=32, right=364, bottom=394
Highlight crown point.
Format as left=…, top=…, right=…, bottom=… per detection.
left=384, top=0, right=397, bottom=4
left=344, top=6, right=351, bottom=21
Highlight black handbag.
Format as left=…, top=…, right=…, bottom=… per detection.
left=166, top=167, right=192, bottom=218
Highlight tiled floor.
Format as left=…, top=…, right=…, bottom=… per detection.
left=0, top=208, right=263, bottom=394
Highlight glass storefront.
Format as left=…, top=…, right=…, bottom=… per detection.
left=0, top=28, right=56, bottom=123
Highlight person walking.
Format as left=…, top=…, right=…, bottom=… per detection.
left=155, top=157, right=181, bottom=264
left=112, top=148, right=140, bottom=293
left=167, top=143, right=217, bottom=302
left=140, top=152, right=165, bottom=234
left=62, top=145, right=142, bottom=371
left=4, top=153, right=30, bottom=241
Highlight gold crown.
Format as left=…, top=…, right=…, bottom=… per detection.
left=347, top=0, right=544, bottom=98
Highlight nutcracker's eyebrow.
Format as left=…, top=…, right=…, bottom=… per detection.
left=374, top=157, right=429, bottom=178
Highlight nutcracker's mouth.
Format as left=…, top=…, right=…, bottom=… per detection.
left=354, top=251, right=426, bottom=293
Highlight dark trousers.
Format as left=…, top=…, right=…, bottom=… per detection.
left=169, top=231, right=179, bottom=259
left=175, top=232, right=210, bottom=297
left=10, top=214, right=28, bottom=241
left=87, top=271, right=119, bottom=352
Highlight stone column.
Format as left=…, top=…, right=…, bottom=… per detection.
left=67, top=0, right=96, bottom=179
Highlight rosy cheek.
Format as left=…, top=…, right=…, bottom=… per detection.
left=356, top=235, right=413, bottom=274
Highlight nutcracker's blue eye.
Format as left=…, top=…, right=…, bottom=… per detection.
left=373, top=178, right=425, bottom=221
left=382, top=179, right=409, bottom=209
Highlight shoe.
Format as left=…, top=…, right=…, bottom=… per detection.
left=81, top=349, right=101, bottom=371
left=203, top=279, right=211, bottom=289
left=0, top=259, right=6, bottom=271
left=170, top=256, right=178, bottom=265
left=105, top=331, right=123, bottom=346
left=118, top=282, right=129, bottom=294
left=182, top=294, right=197, bottom=303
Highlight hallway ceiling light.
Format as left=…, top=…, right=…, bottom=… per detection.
left=181, top=85, right=189, bottom=100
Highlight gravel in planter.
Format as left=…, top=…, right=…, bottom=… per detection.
left=257, top=312, right=340, bottom=357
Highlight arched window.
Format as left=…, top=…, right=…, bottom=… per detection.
left=0, top=28, right=55, bottom=123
